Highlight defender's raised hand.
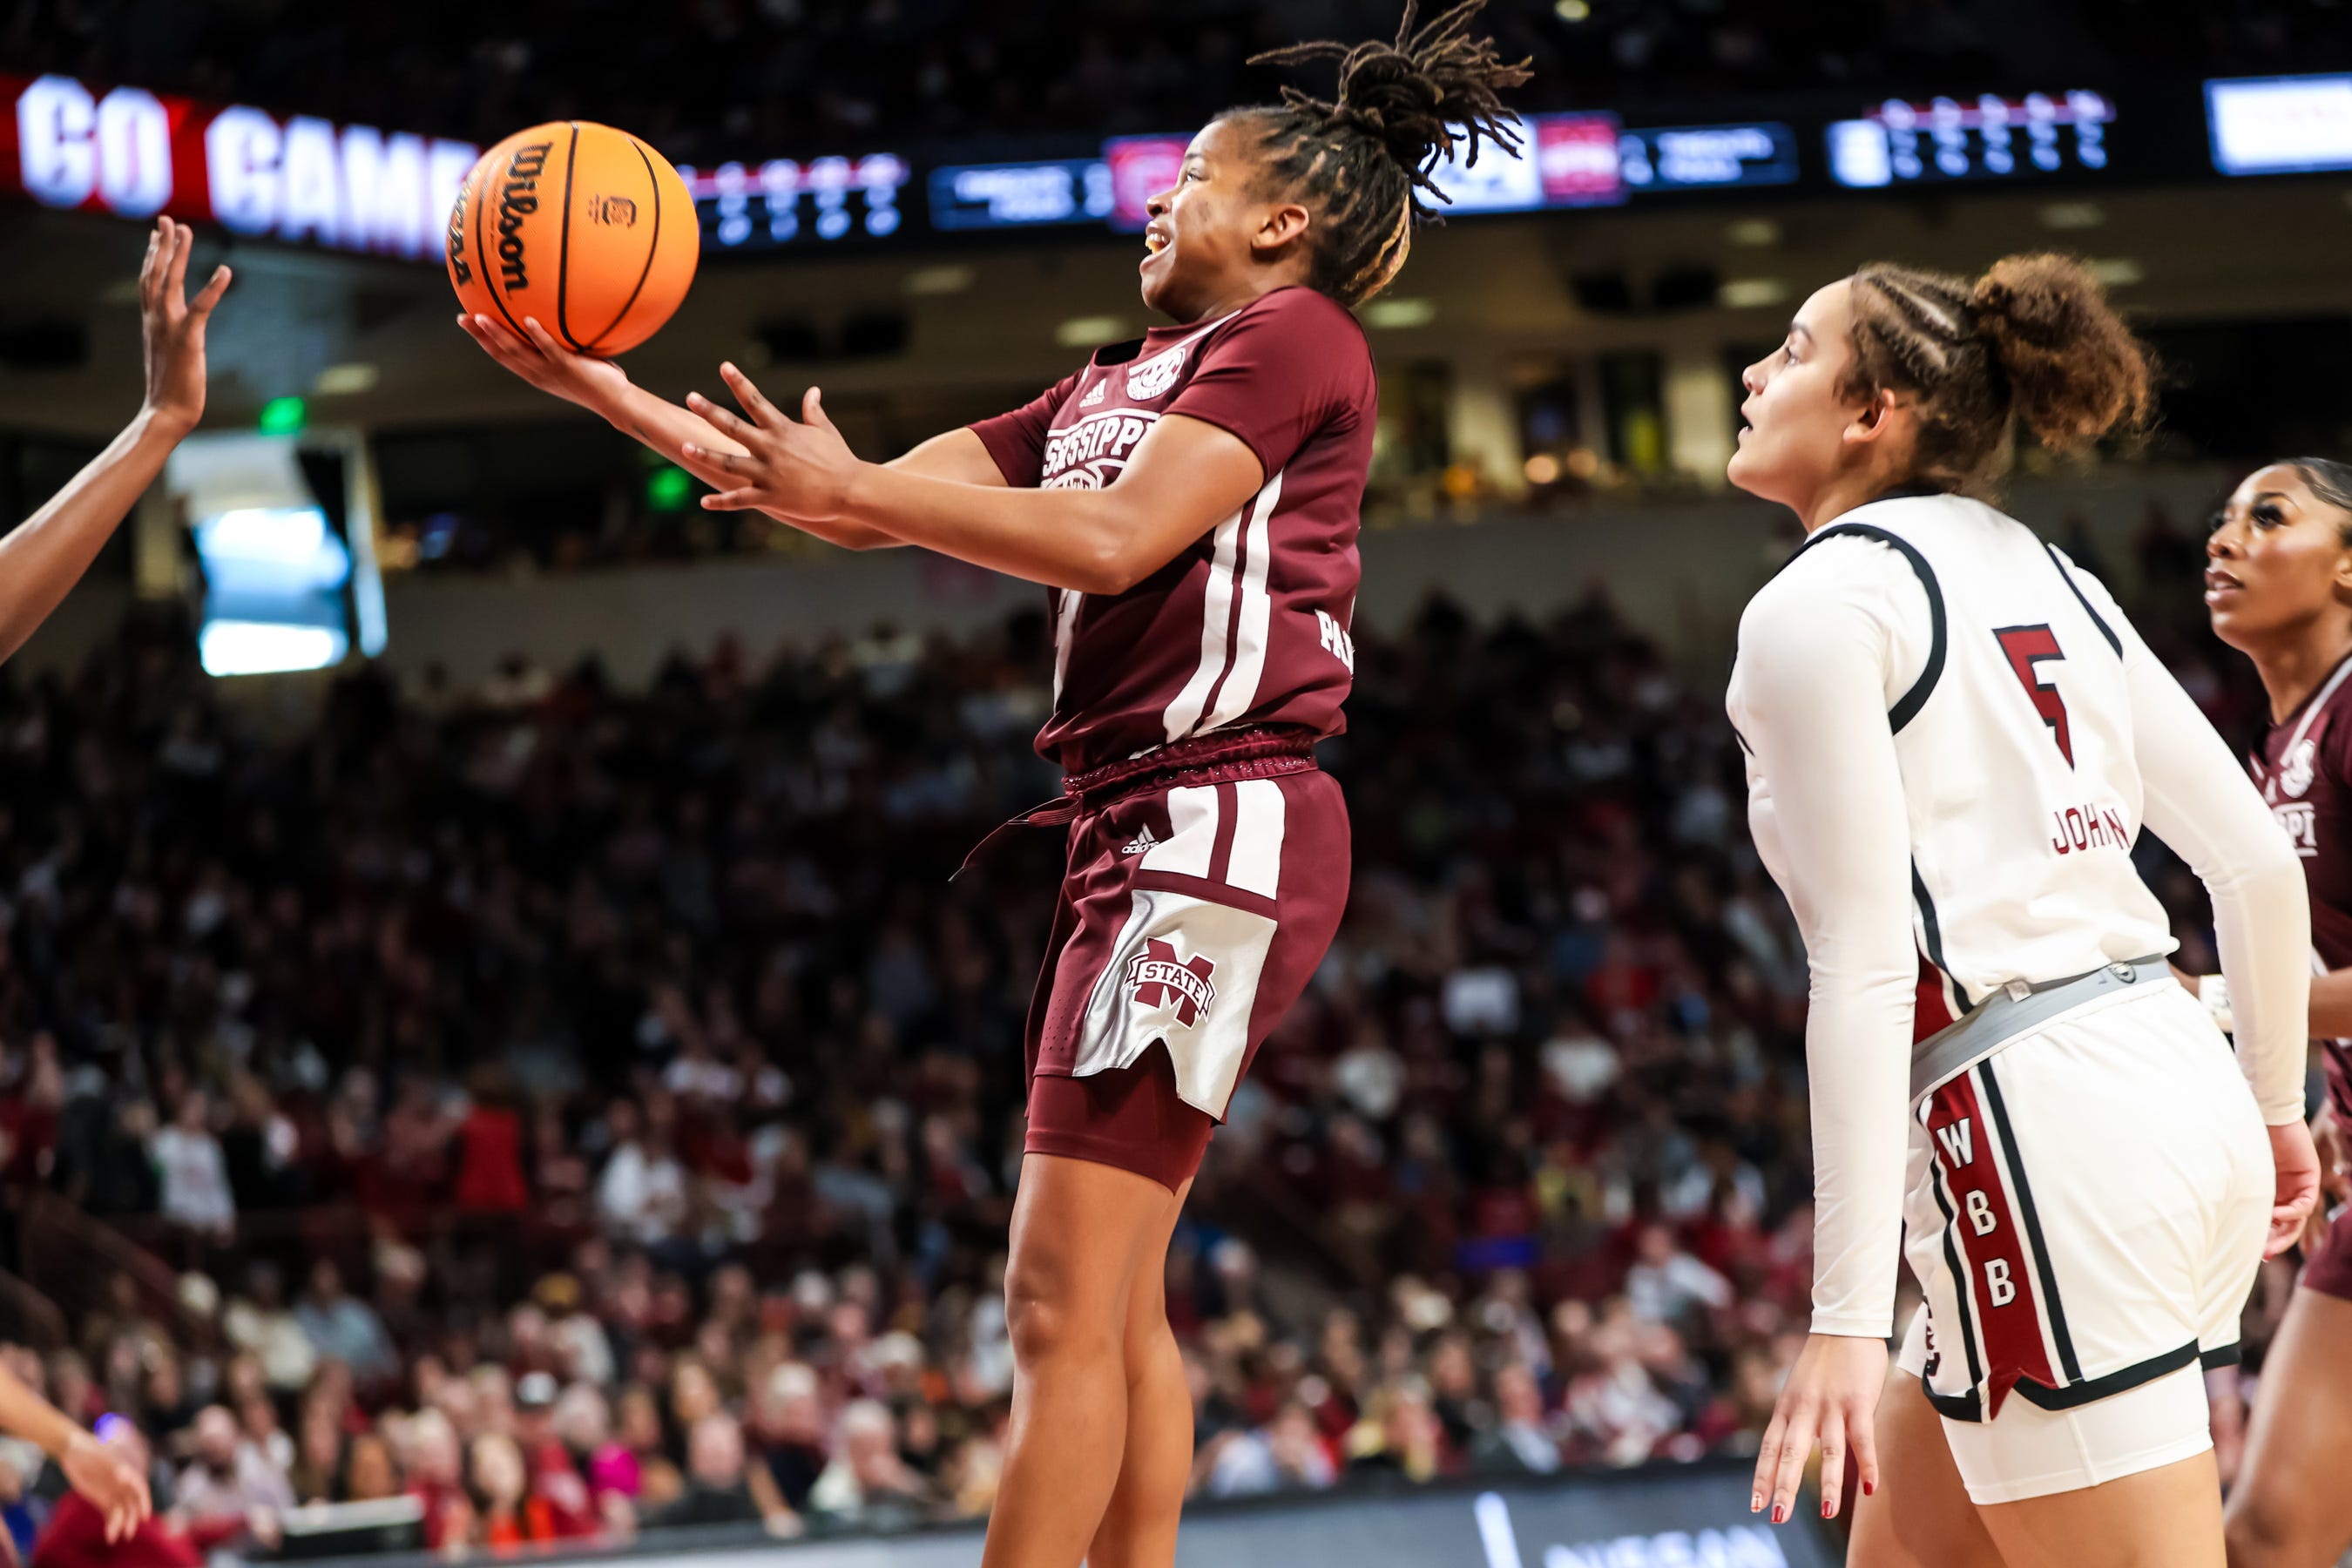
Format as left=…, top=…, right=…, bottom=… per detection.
left=139, top=219, right=231, bottom=435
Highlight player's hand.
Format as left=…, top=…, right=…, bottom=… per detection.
left=2268, top=1118, right=2322, bottom=1259
left=58, top=1429, right=151, bottom=1544
left=139, top=218, right=232, bottom=436
left=1752, top=1332, right=1882, bottom=1525
left=456, top=314, right=632, bottom=416
left=2301, top=1105, right=2346, bottom=1254
left=680, top=364, right=859, bottom=523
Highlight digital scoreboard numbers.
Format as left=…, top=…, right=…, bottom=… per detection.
left=679, top=153, right=910, bottom=249
left=1618, top=123, right=1800, bottom=192
left=1828, top=92, right=2113, bottom=187
left=928, top=158, right=1112, bottom=229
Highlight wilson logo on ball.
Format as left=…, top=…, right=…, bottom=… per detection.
left=591, top=196, right=639, bottom=227
left=445, top=185, right=473, bottom=286
left=1126, top=939, right=1216, bottom=1028
left=495, top=141, right=553, bottom=290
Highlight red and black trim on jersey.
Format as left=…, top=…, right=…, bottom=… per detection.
left=1919, top=1056, right=2236, bottom=1423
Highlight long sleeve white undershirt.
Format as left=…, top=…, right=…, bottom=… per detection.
left=1738, top=538, right=2308, bottom=1341
left=2084, top=563, right=2309, bottom=1125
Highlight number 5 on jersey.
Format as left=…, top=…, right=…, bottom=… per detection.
left=1995, top=625, right=2072, bottom=767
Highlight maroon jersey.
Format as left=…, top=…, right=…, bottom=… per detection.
left=970, top=286, right=1376, bottom=774
left=2249, top=652, right=2352, bottom=1116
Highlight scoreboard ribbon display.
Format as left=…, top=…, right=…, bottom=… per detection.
left=4, top=72, right=477, bottom=260
left=0, top=70, right=2268, bottom=259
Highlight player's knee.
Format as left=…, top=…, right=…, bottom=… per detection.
left=1004, top=1256, right=1117, bottom=1369
left=2222, top=1493, right=2303, bottom=1568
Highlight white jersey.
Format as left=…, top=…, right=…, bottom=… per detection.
left=1727, top=490, right=2307, bottom=1341
left=1733, top=492, right=2170, bottom=1025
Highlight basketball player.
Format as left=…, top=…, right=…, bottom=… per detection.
left=1724, top=255, right=2316, bottom=1568
left=456, top=7, right=1525, bottom=1562
left=2193, top=458, right=2352, bottom=1568
left=0, top=214, right=230, bottom=1543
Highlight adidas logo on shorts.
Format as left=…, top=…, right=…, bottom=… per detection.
left=1119, top=825, right=1159, bottom=855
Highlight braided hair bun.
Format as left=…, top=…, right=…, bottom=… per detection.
left=1969, top=254, right=2153, bottom=453
left=1239, top=2, right=1531, bottom=306
left=1842, top=253, right=2154, bottom=497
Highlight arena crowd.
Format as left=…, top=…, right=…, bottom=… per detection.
left=0, top=501, right=2303, bottom=1555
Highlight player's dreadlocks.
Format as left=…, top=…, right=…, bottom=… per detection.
left=1237, top=1, right=1531, bottom=308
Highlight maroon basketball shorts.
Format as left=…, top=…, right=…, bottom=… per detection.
left=1017, top=733, right=1349, bottom=1193
left=2302, top=1202, right=2352, bottom=1301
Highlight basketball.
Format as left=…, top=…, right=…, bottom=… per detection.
left=445, top=121, right=699, bottom=356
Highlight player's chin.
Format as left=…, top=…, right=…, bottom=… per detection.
left=2203, top=602, right=2259, bottom=648
left=1725, top=444, right=1766, bottom=496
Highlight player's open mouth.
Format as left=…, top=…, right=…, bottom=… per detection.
left=1144, top=226, right=1170, bottom=256
left=2205, top=568, right=2244, bottom=602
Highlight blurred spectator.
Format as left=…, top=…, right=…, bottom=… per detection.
left=510, top=1375, right=596, bottom=1538
left=451, top=1070, right=530, bottom=1215
left=1471, top=1364, right=1562, bottom=1475
left=647, top=1416, right=768, bottom=1532
left=145, top=1096, right=230, bottom=1242
left=807, top=1402, right=925, bottom=1525
left=595, top=1105, right=686, bottom=1249
left=1622, top=1224, right=1734, bottom=1327
left=1205, top=1402, right=1337, bottom=1497
left=222, top=1266, right=315, bottom=1394
left=171, top=1407, right=292, bottom=1524
left=468, top=1435, right=555, bottom=1551
left=292, top=1263, right=397, bottom=1386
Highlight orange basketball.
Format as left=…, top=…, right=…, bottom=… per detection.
left=446, top=122, right=700, bottom=356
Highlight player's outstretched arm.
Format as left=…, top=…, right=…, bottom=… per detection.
left=0, top=1362, right=149, bottom=1542
left=0, top=219, right=228, bottom=666
left=458, top=314, right=979, bottom=551
left=680, top=363, right=1265, bottom=595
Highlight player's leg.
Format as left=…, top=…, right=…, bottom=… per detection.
left=982, top=1152, right=1176, bottom=1568
left=1086, top=1177, right=1194, bottom=1568
left=2223, top=1282, right=2352, bottom=1568
left=1975, top=1447, right=2223, bottom=1568
left=1846, top=1372, right=2005, bottom=1568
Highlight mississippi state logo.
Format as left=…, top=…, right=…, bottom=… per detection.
left=1125, top=342, right=1188, bottom=401
left=2281, top=737, right=2319, bottom=800
left=1126, top=938, right=1216, bottom=1027
left=591, top=195, right=639, bottom=227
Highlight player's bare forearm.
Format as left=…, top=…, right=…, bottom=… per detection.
left=794, top=429, right=1010, bottom=553
left=836, top=462, right=1160, bottom=593
left=0, top=409, right=183, bottom=665
left=0, top=1360, right=83, bottom=1457
left=2310, top=968, right=2352, bottom=1040
left=683, top=368, right=1263, bottom=586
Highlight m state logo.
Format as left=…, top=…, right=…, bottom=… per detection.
left=1125, top=341, right=1189, bottom=401
left=2281, top=736, right=2319, bottom=800
left=1126, top=938, right=1217, bottom=1027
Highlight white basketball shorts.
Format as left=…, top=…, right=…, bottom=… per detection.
left=1894, top=978, right=2272, bottom=1504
